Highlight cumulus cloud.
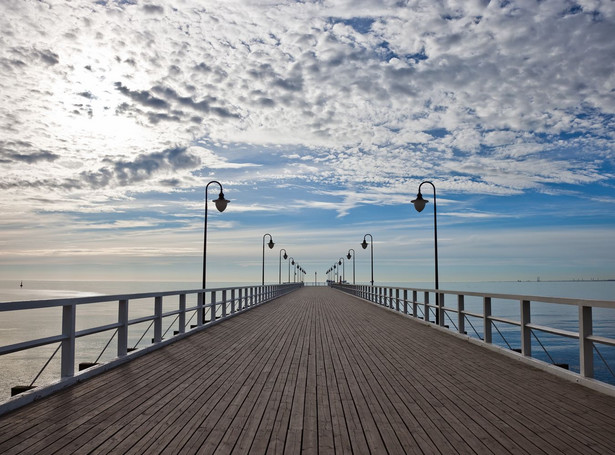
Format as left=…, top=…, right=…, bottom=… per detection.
left=0, top=0, right=613, bottom=218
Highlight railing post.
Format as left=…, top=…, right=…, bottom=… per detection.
left=197, top=292, right=204, bottom=327
left=211, top=291, right=217, bottom=321
left=403, top=289, right=408, bottom=314
left=520, top=300, right=531, bottom=356
left=222, top=290, right=227, bottom=318
left=438, top=293, right=445, bottom=327
left=395, top=289, right=400, bottom=312
left=412, top=290, right=418, bottom=317
left=231, top=289, right=236, bottom=314
left=457, top=295, right=465, bottom=335
left=118, top=299, right=128, bottom=356
left=61, top=304, right=76, bottom=378
left=579, top=305, right=594, bottom=378
left=178, top=294, right=186, bottom=334
left=424, top=292, right=429, bottom=322
left=239, top=288, right=243, bottom=310
left=483, top=297, right=491, bottom=343
left=154, top=296, right=163, bottom=343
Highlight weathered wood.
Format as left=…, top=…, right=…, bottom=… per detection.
left=1, top=287, right=615, bottom=454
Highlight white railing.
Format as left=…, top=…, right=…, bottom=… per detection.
left=0, top=283, right=302, bottom=397
left=332, top=283, right=615, bottom=386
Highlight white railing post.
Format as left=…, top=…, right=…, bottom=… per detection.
left=118, top=299, right=128, bottom=356
left=61, top=304, right=76, bottom=378
left=222, top=290, right=227, bottom=318
left=178, top=294, right=186, bottom=334
left=211, top=291, right=217, bottom=321
left=197, top=292, right=204, bottom=327
left=154, top=296, right=162, bottom=343
left=403, top=289, right=408, bottom=314
left=579, top=305, right=594, bottom=378
left=483, top=297, right=492, bottom=343
left=424, top=292, right=429, bottom=322
left=458, top=295, right=465, bottom=335
left=438, top=293, right=445, bottom=327
left=521, top=300, right=531, bottom=356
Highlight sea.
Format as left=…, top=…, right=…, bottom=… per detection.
left=1, top=279, right=614, bottom=401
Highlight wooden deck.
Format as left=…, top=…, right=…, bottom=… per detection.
left=1, top=286, right=615, bottom=454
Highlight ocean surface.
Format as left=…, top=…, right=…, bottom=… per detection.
left=1, top=279, right=614, bottom=401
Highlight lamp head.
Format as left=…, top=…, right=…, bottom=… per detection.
left=213, top=191, right=229, bottom=212
left=347, top=252, right=351, bottom=259
left=338, top=260, right=342, bottom=265
left=268, top=239, right=275, bottom=249
left=411, top=192, right=428, bottom=213
left=361, top=239, right=368, bottom=250
left=291, top=260, right=295, bottom=265
left=283, top=252, right=288, bottom=260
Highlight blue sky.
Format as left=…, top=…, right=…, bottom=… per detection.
left=0, top=0, right=614, bottom=285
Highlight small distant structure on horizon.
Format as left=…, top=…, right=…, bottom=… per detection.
left=19, top=281, right=23, bottom=288
left=537, top=276, right=540, bottom=282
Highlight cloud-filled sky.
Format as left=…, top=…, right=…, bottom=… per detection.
left=1, top=0, right=614, bottom=285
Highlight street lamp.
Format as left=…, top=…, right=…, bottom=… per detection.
left=279, top=249, right=288, bottom=284
left=347, top=249, right=356, bottom=284
left=289, top=257, right=295, bottom=283
left=262, top=233, right=275, bottom=285
left=411, top=180, right=439, bottom=324
left=338, top=257, right=345, bottom=283
left=361, top=234, right=374, bottom=286
left=202, top=181, right=229, bottom=290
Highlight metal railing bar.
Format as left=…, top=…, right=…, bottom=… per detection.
left=162, top=314, right=180, bottom=339
left=133, top=320, right=155, bottom=350
left=94, top=329, right=118, bottom=364
left=444, top=310, right=459, bottom=331
left=29, top=343, right=62, bottom=388
left=593, top=345, right=615, bottom=380
left=492, top=322, right=514, bottom=350
left=464, top=315, right=483, bottom=340
left=530, top=329, right=557, bottom=365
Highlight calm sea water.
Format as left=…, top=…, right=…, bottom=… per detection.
left=1, top=280, right=614, bottom=401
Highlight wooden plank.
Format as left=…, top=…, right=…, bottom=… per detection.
left=2, top=287, right=615, bottom=454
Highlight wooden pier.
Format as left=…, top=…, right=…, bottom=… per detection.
left=1, top=286, right=615, bottom=454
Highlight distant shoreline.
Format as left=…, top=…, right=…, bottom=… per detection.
left=516, top=279, right=615, bottom=283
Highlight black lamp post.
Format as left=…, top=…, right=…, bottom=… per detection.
left=347, top=249, right=356, bottom=284
left=411, top=181, right=439, bottom=324
left=338, top=257, right=345, bottom=283
left=289, top=257, right=295, bottom=283
left=279, top=249, right=288, bottom=284
left=361, top=234, right=374, bottom=286
left=202, top=181, right=229, bottom=290
left=262, top=233, right=275, bottom=285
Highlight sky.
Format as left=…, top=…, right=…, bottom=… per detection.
left=0, top=0, right=614, bottom=286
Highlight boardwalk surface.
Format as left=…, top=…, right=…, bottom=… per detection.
left=1, top=286, right=615, bottom=454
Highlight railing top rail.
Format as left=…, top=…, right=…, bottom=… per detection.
left=0, top=283, right=293, bottom=311
left=340, top=284, right=615, bottom=309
